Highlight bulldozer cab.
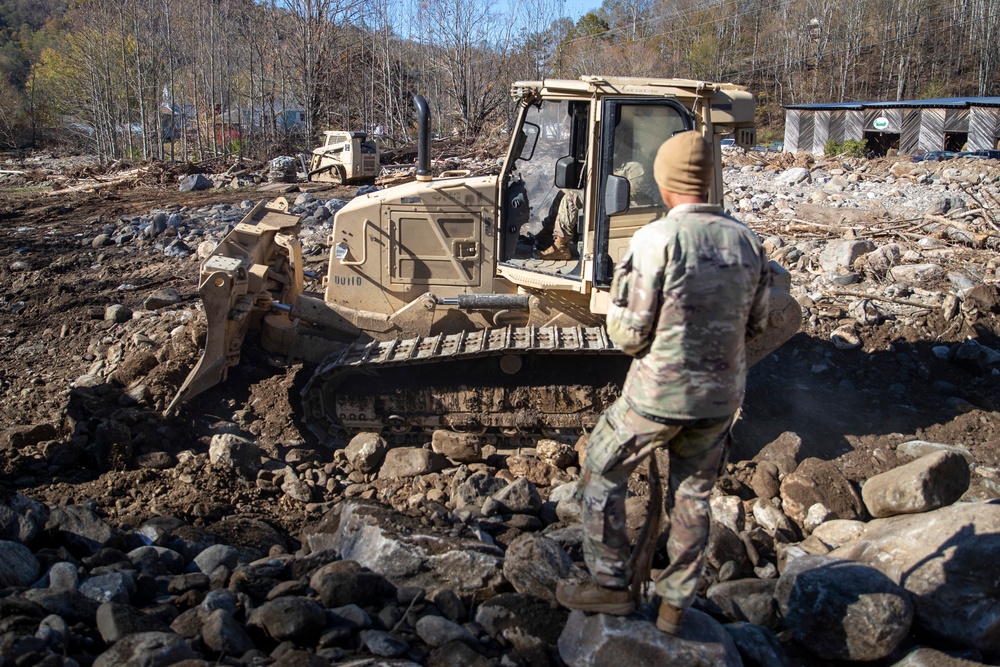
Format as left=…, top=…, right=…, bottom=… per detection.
left=498, top=85, right=701, bottom=289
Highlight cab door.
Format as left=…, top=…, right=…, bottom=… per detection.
left=595, top=99, right=693, bottom=286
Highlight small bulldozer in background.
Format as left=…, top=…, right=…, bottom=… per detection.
left=168, top=76, right=801, bottom=445
left=307, top=131, right=380, bottom=184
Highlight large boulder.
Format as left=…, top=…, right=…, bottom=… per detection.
left=831, top=502, right=1000, bottom=653
left=46, top=504, right=121, bottom=556
left=779, top=458, right=864, bottom=529
left=558, top=608, right=743, bottom=667
left=861, top=451, right=969, bottom=518
left=819, top=240, right=876, bottom=272
left=775, top=555, right=912, bottom=661
left=302, top=501, right=504, bottom=599
left=502, top=533, right=584, bottom=602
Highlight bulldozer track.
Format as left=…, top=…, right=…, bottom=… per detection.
left=301, top=325, right=629, bottom=445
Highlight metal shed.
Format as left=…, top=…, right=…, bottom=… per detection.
left=783, top=97, right=1000, bottom=156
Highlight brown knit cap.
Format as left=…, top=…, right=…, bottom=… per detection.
left=653, top=131, right=713, bottom=195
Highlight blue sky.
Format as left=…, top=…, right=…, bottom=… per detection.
left=563, top=0, right=604, bottom=19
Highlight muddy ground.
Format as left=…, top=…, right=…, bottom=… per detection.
left=1, top=158, right=999, bottom=558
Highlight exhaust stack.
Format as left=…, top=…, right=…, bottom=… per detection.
left=414, top=95, right=431, bottom=182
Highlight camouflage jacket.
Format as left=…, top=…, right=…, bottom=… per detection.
left=606, top=203, right=770, bottom=420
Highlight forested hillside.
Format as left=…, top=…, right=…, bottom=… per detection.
left=0, top=0, right=996, bottom=160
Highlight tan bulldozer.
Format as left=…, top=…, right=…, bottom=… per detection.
left=168, top=76, right=801, bottom=445
left=307, top=130, right=380, bottom=184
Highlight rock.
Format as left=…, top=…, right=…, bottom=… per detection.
left=193, top=544, right=240, bottom=574
left=476, top=593, right=568, bottom=649
left=23, top=587, right=100, bottom=623
left=891, top=647, right=987, bottom=666
left=308, top=560, right=395, bottom=608
left=208, top=433, right=261, bottom=478
left=507, top=454, right=568, bottom=486
left=710, top=495, right=744, bottom=535
left=79, top=571, right=133, bottom=604
left=831, top=502, right=1000, bottom=653
left=143, top=288, right=181, bottom=310
left=803, top=503, right=834, bottom=533
left=808, top=519, right=866, bottom=550
left=502, top=533, right=583, bottom=602
left=128, top=546, right=185, bottom=575
left=249, top=596, right=326, bottom=641
left=488, top=477, right=542, bottom=515
left=707, top=578, right=779, bottom=628
left=752, top=500, right=797, bottom=536
left=47, top=504, right=119, bottom=556
left=862, top=451, right=970, bottom=518
left=0, top=540, right=40, bottom=587
left=202, top=608, right=254, bottom=656
left=779, top=457, right=864, bottom=529
left=47, top=561, right=78, bottom=589
left=304, top=501, right=505, bottom=598
left=819, top=240, right=876, bottom=272
left=775, top=555, right=912, bottom=661
left=345, top=432, right=388, bottom=473
left=724, top=622, right=790, bottom=667
left=92, top=630, right=196, bottom=666
left=104, top=304, right=132, bottom=323
left=889, top=263, right=945, bottom=283
left=558, top=607, right=743, bottom=666
left=536, top=439, right=576, bottom=468
left=752, top=432, right=801, bottom=476
left=858, top=244, right=902, bottom=276
left=360, top=629, right=409, bottom=657
left=453, top=472, right=508, bottom=510
left=281, top=470, right=314, bottom=503
left=427, top=588, right=465, bottom=622
left=431, top=430, right=482, bottom=463
left=776, top=167, right=811, bottom=184
left=178, top=174, right=212, bottom=192
left=749, top=462, right=780, bottom=500
left=415, top=615, right=476, bottom=647
left=379, top=447, right=447, bottom=479
left=923, top=195, right=966, bottom=216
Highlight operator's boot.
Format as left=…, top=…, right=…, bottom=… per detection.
left=555, top=580, right=634, bottom=615
left=536, top=235, right=572, bottom=260
left=656, top=601, right=685, bottom=635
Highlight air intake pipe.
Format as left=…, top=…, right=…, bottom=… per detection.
left=414, top=95, right=431, bottom=182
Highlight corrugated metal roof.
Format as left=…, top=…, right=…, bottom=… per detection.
left=784, top=97, right=1000, bottom=110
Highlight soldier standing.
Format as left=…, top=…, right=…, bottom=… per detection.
left=555, top=131, right=771, bottom=634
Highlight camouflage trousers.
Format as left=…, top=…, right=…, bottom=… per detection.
left=580, top=396, right=732, bottom=609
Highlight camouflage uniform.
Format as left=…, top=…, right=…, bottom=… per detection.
left=549, top=189, right=583, bottom=241
left=614, top=161, right=655, bottom=205
left=581, top=203, right=770, bottom=610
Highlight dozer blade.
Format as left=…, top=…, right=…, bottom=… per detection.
left=165, top=269, right=252, bottom=415
left=165, top=198, right=304, bottom=416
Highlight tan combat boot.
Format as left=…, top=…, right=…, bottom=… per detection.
left=537, top=235, right=572, bottom=260
left=656, top=601, right=684, bottom=634
left=555, top=580, right=634, bottom=615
